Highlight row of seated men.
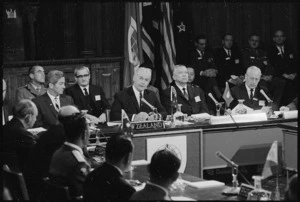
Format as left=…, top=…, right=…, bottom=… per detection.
left=190, top=30, right=297, bottom=111
left=2, top=100, right=298, bottom=201
left=2, top=101, right=182, bottom=200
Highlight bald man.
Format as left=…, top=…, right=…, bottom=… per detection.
left=16, top=65, right=47, bottom=102
left=111, top=67, right=166, bottom=121
left=230, top=66, right=272, bottom=110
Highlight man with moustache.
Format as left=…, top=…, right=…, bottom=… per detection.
left=16, top=65, right=47, bottom=102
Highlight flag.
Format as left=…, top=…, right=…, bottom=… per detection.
left=121, top=109, right=133, bottom=137
left=222, top=82, right=234, bottom=107
left=123, top=2, right=143, bottom=88
left=261, top=141, right=278, bottom=179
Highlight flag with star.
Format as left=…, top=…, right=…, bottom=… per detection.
left=222, top=82, right=234, bottom=107
left=121, top=109, right=133, bottom=138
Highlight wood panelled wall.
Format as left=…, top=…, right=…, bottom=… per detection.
left=190, top=2, right=298, bottom=50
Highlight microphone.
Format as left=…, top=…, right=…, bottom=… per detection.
left=260, top=89, right=272, bottom=103
left=141, top=98, right=156, bottom=111
left=208, top=93, right=219, bottom=105
left=216, top=151, right=238, bottom=168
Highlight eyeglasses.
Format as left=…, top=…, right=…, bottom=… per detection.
left=76, top=74, right=90, bottom=78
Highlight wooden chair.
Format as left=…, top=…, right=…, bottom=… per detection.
left=39, top=177, right=71, bottom=201
left=2, top=164, right=29, bottom=200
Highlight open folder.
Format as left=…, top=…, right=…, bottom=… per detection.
left=182, top=179, right=225, bottom=189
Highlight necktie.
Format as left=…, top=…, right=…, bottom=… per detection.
left=83, top=88, right=88, bottom=96
left=250, top=89, right=254, bottom=101
left=228, top=50, right=231, bottom=57
left=139, top=92, right=143, bottom=108
left=201, top=51, right=204, bottom=57
left=281, top=47, right=284, bottom=57
left=54, top=97, right=60, bottom=111
left=183, top=88, right=189, bottom=100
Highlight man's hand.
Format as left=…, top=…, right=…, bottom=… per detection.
left=133, top=112, right=149, bottom=122
left=98, top=113, right=106, bottom=123
left=202, top=69, right=217, bottom=77
left=279, top=106, right=290, bottom=111
left=85, top=114, right=100, bottom=124
left=147, top=112, right=160, bottom=121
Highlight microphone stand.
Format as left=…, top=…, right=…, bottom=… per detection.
left=222, top=166, right=240, bottom=195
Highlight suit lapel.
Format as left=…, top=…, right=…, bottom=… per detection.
left=44, top=94, right=58, bottom=116
left=128, top=87, right=140, bottom=112
left=75, top=84, right=88, bottom=106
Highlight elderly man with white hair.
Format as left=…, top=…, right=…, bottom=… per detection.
left=111, top=67, right=166, bottom=121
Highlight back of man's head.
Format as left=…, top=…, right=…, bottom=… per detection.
left=13, top=99, right=37, bottom=120
left=105, top=135, right=134, bottom=163
left=59, top=109, right=87, bottom=141
left=47, top=70, right=64, bottom=87
left=149, top=149, right=181, bottom=183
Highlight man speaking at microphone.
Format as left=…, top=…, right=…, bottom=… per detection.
left=230, top=66, right=272, bottom=110
left=161, top=65, right=209, bottom=116
left=111, top=67, right=166, bottom=121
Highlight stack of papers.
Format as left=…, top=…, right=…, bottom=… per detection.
left=283, top=110, right=298, bottom=119
left=182, top=180, right=225, bottom=189
left=131, top=160, right=149, bottom=166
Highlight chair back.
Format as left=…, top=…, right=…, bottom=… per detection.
left=2, top=164, right=29, bottom=200
left=40, top=177, right=71, bottom=201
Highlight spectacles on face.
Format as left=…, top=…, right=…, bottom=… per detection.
left=76, top=74, right=90, bottom=79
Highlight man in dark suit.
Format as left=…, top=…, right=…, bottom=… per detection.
left=83, top=135, right=136, bottom=201
left=32, top=70, right=74, bottom=129
left=268, top=30, right=297, bottom=106
left=241, top=33, right=285, bottom=110
left=111, top=67, right=166, bottom=121
left=190, top=34, right=222, bottom=100
left=161, top=65, right=209, bottom=116
left=2, top=99, right=38, bottom=172
left=65, top=66, right=110, bottom=124
left=230, top=66, right=272, bottom=110
left=130, top=149, right=181, bottom=200
left=214, top=33, right=244, bottom=90
left=48, top=108, right=91, bottom=199
left=16, top=65, right=47, bottom=102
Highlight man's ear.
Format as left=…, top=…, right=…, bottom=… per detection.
left=29, top=73, right=34, bottom=80
left=24, top=114, right=32, bottom=124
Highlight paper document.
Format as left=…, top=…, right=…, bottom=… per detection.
left=131, top=160, right=149, bottom=166
left=182, top=179, right=224, bottom=189
left=171, top=196, right=196, bottom=201
left=27, top=127, right=47, bottom=135
left=107, top=122, right=121, bottom=126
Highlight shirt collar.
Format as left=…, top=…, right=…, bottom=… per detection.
left=64, top=142, right=84, bottom=155
left=245, top=83, right=255, bottom=94
left=196, top=49, right=203, bottom=56
left=30, top=83, right=40, bottom=91
left=106, top=161, right=123, bottom=175
left=147, top=181, right=170, bottom=195
left=79, top=85, right=89, bottom=94
left=47, top=91, right=59, bottom=101
left=276, top=45, right=284, bottom=52
left=132, top=85, right=143, bottom=99
left=176, top=83, right=187, bottom=92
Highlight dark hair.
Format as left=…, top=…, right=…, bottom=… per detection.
left=149, top=149, right=181, bottom=181
left=140, top=63, right=154, bottom=70
left=195, top=34, right=207, bottom=43
left=59, top=113, right=87, bottom=141
left=248, top=32, right=260, bottom=39
left=105, top=135, right=133, bottom=162
left=222, top=33, right=233, bottom=40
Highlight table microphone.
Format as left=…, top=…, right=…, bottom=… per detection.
left=208, top=93, right=219, bottom=105
left=260, top=89, right=272, bottom=103
left=215, top=151, right=238, bottom=168
left=141, top=98, right=156, bottom=111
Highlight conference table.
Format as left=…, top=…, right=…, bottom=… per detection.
left=92, top=114, right=297, bottom=179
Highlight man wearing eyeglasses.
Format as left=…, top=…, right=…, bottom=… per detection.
left=65, top=66, right=110, bottom=124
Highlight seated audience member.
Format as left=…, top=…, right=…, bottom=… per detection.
left=111, top=67, right=166, bottom=121
left=48, top=110, right=91, bottom=199
left=284, top=174, right=298, bottom=201
left=241, top=33, right=285, bottom=110
left=65, top=66, right=110, bottom=124
left=130, top=148, right=181, bottom=200
left=2, top=99, right=38, bottom=172
left=83, top=135, right=136, bottom=201
left=16, top=65, right=47, bottom=102
left=280, top=97, right=298, bottom=111
left=230, top=66, right=272, bottom=110
left=190, top=34, right=222, bottom=100
left=161, top=65, right=209, bottom=116
left=24, top=105, right=80, bottom=200
left=32, top=70, right=74, bottom=129
left=187, top=67, right=196, bottom=84
left=214, top=33, right=244, bottom=90
left=2, top=79, right=13, bottom=125
left=268, top=30, right=297, bottom=106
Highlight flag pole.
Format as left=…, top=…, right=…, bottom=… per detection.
left=274, top=143, right=280, bottom=201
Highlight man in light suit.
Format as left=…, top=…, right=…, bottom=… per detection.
left=65, top=66, right=110, bottom=124
left=161, top=65, right=209, bottom=116
left=16, top=65, right=47, bottom=102
left=130, top=148, right=181, bottom=200
left=32, top=70, right=74, bottom=129
left=111, top=67, right=166, bottom=121
left=84, top=135, right=136, bottom=201
left=230, top=66, right=272, bottom=110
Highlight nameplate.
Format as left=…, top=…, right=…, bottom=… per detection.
left=132, top=120, right=164, bottom=130
left=238, top=183, right=271, bottom=199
